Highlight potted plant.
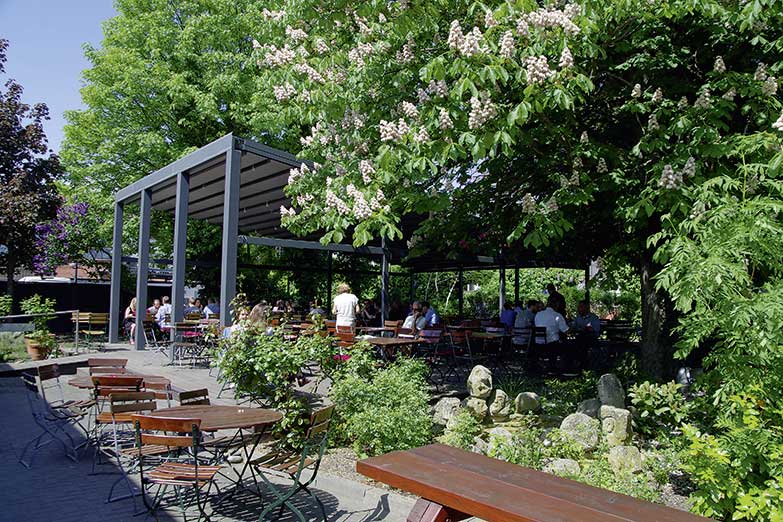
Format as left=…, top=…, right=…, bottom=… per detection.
left=20, top=295, right=57, bottom=360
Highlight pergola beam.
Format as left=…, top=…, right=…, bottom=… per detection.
left=238, top=235, right=386, bottom=256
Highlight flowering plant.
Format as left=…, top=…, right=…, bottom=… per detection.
left=33, top=202, right=100, bottom=276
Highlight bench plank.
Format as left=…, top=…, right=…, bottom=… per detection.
left=357, top=444, right=711, bottom=522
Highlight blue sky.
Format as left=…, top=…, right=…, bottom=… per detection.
left=0, top=1, right=117, bottom=153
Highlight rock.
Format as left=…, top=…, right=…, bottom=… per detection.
left=559, top=413, right=600, bottom=451
left=432, top=397, right=461, bottom=426
left=544, top=458, right=581, bottom=476
left=577, top=398, right=602, bottom=418
left=600, top=405, right=633, bottom=447
left=539, top=414, right=564, bottom=429
left=514, top=392, right=541, bottom=413
left=489, top=389, right=512, bottom=421
left=487, top=427, right=514, bottom=444
left=462, top=397, right=489, bottom=422
left=597, top=373, right=625, bottom=408
left=471, top=436, right=488, bottom=455
left=467, top=365, right=493, bottom=399
left=608, top=445, right=643, bottom=474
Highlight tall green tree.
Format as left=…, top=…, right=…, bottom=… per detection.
left=0, top=39, right=62, bottom=304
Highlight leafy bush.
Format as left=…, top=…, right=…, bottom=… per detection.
left=330, top=358, right=432, bottom=457
left=486, top=416, right=547, bottom=469
left=19, top=295, right=57, bottom=352
left=575, top=458, right=660, bottom=503
left=439, top=409, right=483, bottom=451
left=0, top=295, right=11, bottom=316
left=629, top=381, right=692, bottom=438
left=0, top=333, right=27, bottom=363
left=541, top=372, right=596, bottom=417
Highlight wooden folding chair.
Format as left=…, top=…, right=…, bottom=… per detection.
left=132, top=415, right=222, bottom=522
left=88, top=358, right=128, bottom=375
left=73, top=312, right=110, bottom=351
left=177, top=388, right=210, bottom=406
left=253, top=406, right=335, bottom=522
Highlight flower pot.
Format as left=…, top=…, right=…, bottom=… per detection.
left=24, top=335, right=54, bottom=361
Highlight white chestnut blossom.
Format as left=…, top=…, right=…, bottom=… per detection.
left=348, top=42, right=374, bottom=69
left=379, top=119, right=409, bottom=141
left=428, top=79, right=448, bottom=97
left=580, top=131, right=589, bottom=143
left=468, top=95, right=497, bottom=129
left=597, top=158, right=608, bottom=173
left=572, top=157, right=583, bottom=170
left=413, top=127, right=430, bottom=143
left=521, top=193, right=537, bottom=213
left=285, top=26, right=308, bottom=43
left=448, top=20, right=465, bottom=50
left=262, top=9, right=285, bottom=21
left=396, top=38, right=415, bottom=64
left=459, top=27, right=484, bottom=57
left=346, top=184, right=372, bottom=219
left=714, top=56, right=726, bottom=73
left=516, top=18, right=530, bottom=37
left=647, top=114, right=659, bottom=131
left=299, top=89, right=311, bottom=103
left=280, top=205, right=296, bottom=217
left=524, top=55, right=553, bottom=84
left=252, top=39, right=262, bottom=49
left=369, top=189, right=386, bottom=211
left=526, top=6, right=580, bottom=35
left=659, top=164, right=682, bottom=189
left=694, top=90, right=711, bottom=109
left=546, top=198, right=559, bottom=213
left=570, top=172, right=580, bottom=186
left=326, top=189, right=351, bottom=215
left=754, top=62, right=768, bottom=81
left=263, top=45, right=296, bottom=67
left=293, top=62, right=325, bottom=83
left=773, top=111, right=783, bottom=131
left=722, top=88, right=736, bottom=101
left=559, top=46, right=573, bottom=69
left=683, top=156, right=696, bottom=178
left=652, top=87, right=663, bottom=104
left=314, top=38, right=329, bottom=54
left=401, top=101, right=419, bottom=119
left=564, top=3, right=581, bottom=19
left=762, top=76, right=778, bottom=96
left=296, top=193, right=314, bottom=207
left=499, top=31, right=515, bottom=59
left=485, top=11, right=497, bottom=28
left=678, top=96, right=689, bottom=109
left=273, top=83, right=296, bottom=101
left=359, top=160, right=375, bottom=184
left=417, top=88, right=431, bottom=104
left=379, top=13, right=387, bottom=24
left=631, top=83, right=642, bottom=98
left=438, top=108, right=454, bottom=130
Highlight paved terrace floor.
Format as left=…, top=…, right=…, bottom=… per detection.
left=0, top=345, right=414, bottom=522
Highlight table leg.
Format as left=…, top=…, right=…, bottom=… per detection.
left=212, top=427, right=267, bottom=505
left=407, top=499, right=470, bottom=522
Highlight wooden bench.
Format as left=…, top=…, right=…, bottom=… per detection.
left=357, top=444, right=711, bottom=522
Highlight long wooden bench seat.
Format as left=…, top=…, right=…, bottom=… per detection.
left=357, top=444, right=711, bottom=522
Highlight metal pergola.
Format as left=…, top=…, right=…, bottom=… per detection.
left=110, top=133, right=592, bottom=351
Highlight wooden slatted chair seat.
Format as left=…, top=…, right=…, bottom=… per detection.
left=120, top=444, right=173, bottom=457
left=147, top=462, right=221, bottom=483
left=177, top=388, right=210, bottom=407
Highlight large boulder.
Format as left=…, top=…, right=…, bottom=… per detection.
left=544, top=458, right=581, bottom=476
left=488, top=389, right=513, bottom=421
left=577, top=398, right=602, bottom=418
left=559, top=413, right=600, bottom=451
left=487, top=426, right=514, bottom=445
left=600, top=405, right=633, bottom=447
left=467, top=365, right=493, bottom=399
left=471, top=436, right=488, bottom=455
left=432, top=397, right=461, bottom=427
left=608, top=445, right=643, bottom=474
left=597, top=374, right=625, bottom=408
left=514, top=392, right=541, bottom=413
left=462, top=397, right=489, bottom=422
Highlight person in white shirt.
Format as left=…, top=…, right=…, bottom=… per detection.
left=155, top=296, right=173, bottom=328
left=534, top=297, right=569, bottom=344
left=332, top=283, right=360, bottom=328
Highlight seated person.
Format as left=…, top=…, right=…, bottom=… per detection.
left=183, top=297, right=201, bottom=315
left=572, top=300, right=601, bottom=338
left=500, top=302, right=516, bottom=331
left=534, top=296, right=569, bottom=344
left=402, top=303, right=427, bottom=333
left=360, top=300, right=378, bottom=324
left=155, top=296, right=172, bottom=328
left=421, top=301, right=440, bottom=327
left=203, top=298, right=220, bottom=318
left=309, top=301, right=326, bottom=317
left=147, top=298, right=161, bottom=317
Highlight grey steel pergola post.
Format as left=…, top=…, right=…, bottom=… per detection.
left=220, top=148, right=241, bottom=328
left=135, top=189, right=152, bottom=350
left=326, top=252, right=333, bottom=311
left=170, top=171, right=189, bottom=363
left=380, top=237, right=389, bottom=325
left=108, top=201, right=124, bottom=343
left=584, top=263, right=591, bottom=307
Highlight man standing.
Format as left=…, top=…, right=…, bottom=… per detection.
left=546, top=283, right=567, bottom=318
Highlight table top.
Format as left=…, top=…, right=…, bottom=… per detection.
left=149, top=404, right=282, bottom=431
left=471, top=332, right=509, bottom=339
left=68, top=373, right=171, bottom=389
left=363, top=336, right=421, bottom=347
left=357, top=444, right=711, bottom=522
left=356, top=326, right=396, bottom=333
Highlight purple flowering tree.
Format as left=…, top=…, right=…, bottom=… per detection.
left=33, top=202, right=102, bottom=277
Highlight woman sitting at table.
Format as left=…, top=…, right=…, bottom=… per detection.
left=360, top=300, right=378, bottom=325
left=124, top=297, right=137, bottom=344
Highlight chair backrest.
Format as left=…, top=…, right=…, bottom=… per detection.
left=133, top=414, right=201, bottom=448
left=36, top=363, right=61, bottom=382
left=21, top=372, right=50, bottom=419
left=185, top=312, right=202, bottom=321
left=307, top=405, right=335, bottom=439
left=108, top=391, right=157, bottom=416
left=335, top=325, right=354, bottom=333
left=397, top=327, right=414, bottom=337
left=144, top=380, right=174, bottom=403
left=448, top=328, right=470, bottom=343
left=532, top=326, right=548, bottom=345
left=90, top=366, right=128, bottom=374
left=88, top=358, right=128, bottom=374
left=92, top=375, right=143, bottom=397
left=335, top=332, right=355, bottom=347
left=419, top=329, right=442, bottom=344
left=485, top=326, right=506, bottom=334
left=36, top=363, right=66, bottom=404
left=178, top=388, right=210, bottom=406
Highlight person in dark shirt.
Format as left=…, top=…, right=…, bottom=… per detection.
left=546, top=283, right=567, bottom=318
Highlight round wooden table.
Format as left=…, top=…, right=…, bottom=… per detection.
left=68, top=374, right=171, bottom=389
left=148, top=404, right=282, bottom=431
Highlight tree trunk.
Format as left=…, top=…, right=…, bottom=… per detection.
left=639, top=251, right=677, bottom=380
left=5, top=246, right=16, bottom=312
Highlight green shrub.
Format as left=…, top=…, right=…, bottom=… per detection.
left=0, top=332, right=27, bottom=363
left=487, top=416, right=546, bottom=469
left=0, top=295, right=11, bottom=316
left=330, top=358, right=432, bottom=457
left=439, top=409, right=483, bottom=451
left=629, top=381, right=692, bottom=438
left=541, top=372, right=596, bottom=417
left=575, top=457, right=660, bottom=503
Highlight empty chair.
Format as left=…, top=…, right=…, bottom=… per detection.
left=88, top=358, right=128, bottom=375
left=132, top=415, right=222, bottom=521
left=72, top=312, right=110, bottom=351
left=177, top=388, right=210, bottom=406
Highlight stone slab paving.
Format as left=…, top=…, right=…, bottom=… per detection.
left=0, top=356, right=414, bottom=522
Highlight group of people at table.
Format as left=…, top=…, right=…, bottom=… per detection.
left=123, top=295, right=220, bottom=344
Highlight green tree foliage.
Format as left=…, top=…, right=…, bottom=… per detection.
left=0, top=39, right=62, bottom=304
